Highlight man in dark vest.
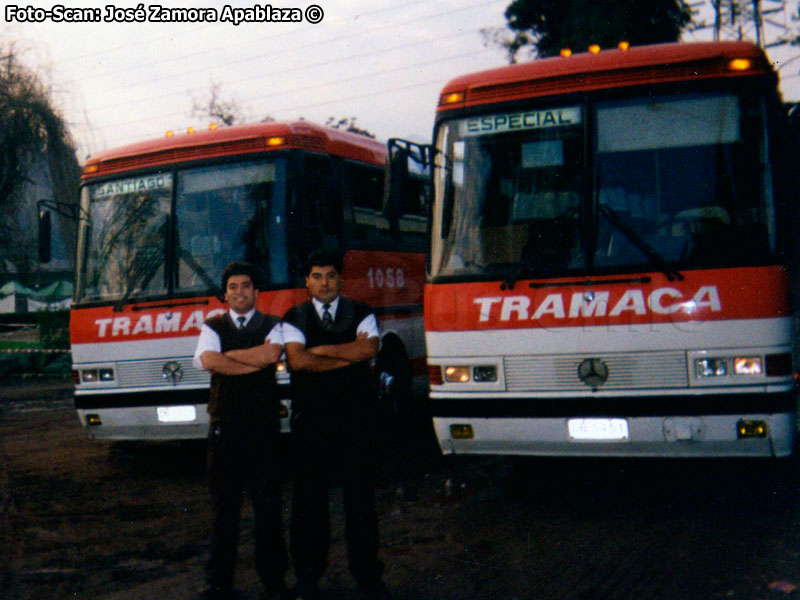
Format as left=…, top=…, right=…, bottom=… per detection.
left=192, top=261, right=288, bottom=600
left=282, top=249, right=390, bottom=600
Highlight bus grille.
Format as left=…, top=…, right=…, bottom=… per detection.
left=115, top=358, right=210, bottom=388
left=504, top=351, right=688, bottom=392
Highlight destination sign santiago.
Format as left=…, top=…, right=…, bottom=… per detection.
left=461, top=107, right=581, bottom=137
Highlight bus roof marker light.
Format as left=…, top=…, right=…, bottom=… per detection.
left=208, top=122, right=217, bottom=130
left=266, top=136, right=286, bottom=147
left=618, top=41, right=630, bottom=51
left=440, top=91, right=465, bottom=106
left=84, top=164, right=99, bottom=175
left=187, top=126, right=196, bottom=134
left=165, top=130, right=174, bottom=138
left=589, top=44, right=601, bottom=54
left=728, top=58, right=752, bottom=71
left=560, top=48, right=572, bottom=58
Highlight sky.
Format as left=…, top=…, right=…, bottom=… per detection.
left=3, top=0, right=800, bottom=162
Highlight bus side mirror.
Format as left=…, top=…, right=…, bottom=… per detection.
left=384, top=146, right=410, bottom=222
left=38, top=207, right=52, bottom=263
left=384, top=138, right=432, bottom=224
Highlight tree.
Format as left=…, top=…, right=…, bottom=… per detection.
left=324, top=116, right=376, bottom=139
left=0, top=42, right=79, bottom=282
left=189, top=85, right=376, bottom=137
left=485, top=0, right=695, bottom=62
left=191, top=81, right=248, bottom=126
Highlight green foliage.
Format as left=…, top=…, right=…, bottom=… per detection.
left=0, top=351, right=71, bottom=377
left=35, top=309, right=70, bottom=350
left=0, top=310, right=70, bottom=376
left=494, top=0, right=694, bottom=61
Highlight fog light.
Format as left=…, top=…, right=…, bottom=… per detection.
left=734, top=357, right=762, bottom=375
left=275, top=361, right=286, bottom=373
left=737, top=419, right=767, bottom=438
left=696, top=358, right=727, bottom=377
left=450, top=424, right=474, bottom=439
left=82, top=369, right=99, bottom=383
left=445, top=366, right=470, bottom=383
left=86, top=414, right=102, bottom=426
left=473, top=365, right=497, bottom=382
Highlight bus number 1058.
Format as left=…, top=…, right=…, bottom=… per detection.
left=366, top=267, right=405, bottom=289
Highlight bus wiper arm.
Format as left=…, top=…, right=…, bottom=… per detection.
left=178, top=247, right=222, bottom=296
left=598, top=204, right=683, bottom=282
left=113, top=257, right=164, bottom=311
left=501, top=262, right=527, bottom=290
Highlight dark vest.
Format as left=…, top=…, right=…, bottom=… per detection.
left=205, top=311, right=280, bottom=426
left=283, top=297, right=376, bottom=414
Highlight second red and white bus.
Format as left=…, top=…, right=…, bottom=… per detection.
left=424, top=41, right=799, bottom=457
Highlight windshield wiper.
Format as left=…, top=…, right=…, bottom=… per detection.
left=500, top=207, right=578, bottom=290
left=177, top=248, right=221, bottom=296
left=501, top=261, right=528, bottom=290
left=598, top=204, right=683, bottom=282
left=113, top=257, right=165, bottom=312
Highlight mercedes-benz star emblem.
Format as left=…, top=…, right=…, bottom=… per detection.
left=162, top=361, right=183, bottom=385
left=577, top=358, right=609, bottom=389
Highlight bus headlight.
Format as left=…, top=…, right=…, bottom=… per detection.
left=696, top=358, right=727, bottom=377
left=445, top=366, right=471, bottom=383
left=81, top=369, right=99, bottom=383
left=734, top=357, right=762, bottom=375
left=432, top=362, right=501, bottom=386
left=473, top=365, right=497, bottom=382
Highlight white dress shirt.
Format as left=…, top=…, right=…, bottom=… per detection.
left=281, top=297, right=379, bottom=346
left=193, top=309, right=283, bottom=371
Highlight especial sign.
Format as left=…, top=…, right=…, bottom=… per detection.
left=461, top=106, right=581, bottom=137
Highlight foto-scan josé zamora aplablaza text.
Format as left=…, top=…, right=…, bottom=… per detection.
left=4, top=4, right=325, bottom=25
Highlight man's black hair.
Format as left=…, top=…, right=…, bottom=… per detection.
left=221, top=261, right=258, bottom=290
left=304, top=249, right=343, bottom=277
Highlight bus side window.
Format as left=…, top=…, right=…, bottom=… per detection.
left=345, top=161, right=387, bottom=248
left=304, top=155, right=343, bottom=251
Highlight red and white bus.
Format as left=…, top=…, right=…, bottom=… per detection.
left=62, top=121, right=427, bottom=440
left=424, top=41, right=800, bottom=457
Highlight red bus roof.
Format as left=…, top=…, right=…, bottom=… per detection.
left=438, top=41, right=773, bottom=112
left=82, top=120, right=387, bottom=179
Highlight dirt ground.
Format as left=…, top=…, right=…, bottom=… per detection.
left=0, top=377, right=486, bottom=600
left=6, top=377, right=800, bottom=600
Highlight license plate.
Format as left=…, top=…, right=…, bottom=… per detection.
left=157, top=406, right=196, bottom=423
left=568, top=418, right=629, bottom=441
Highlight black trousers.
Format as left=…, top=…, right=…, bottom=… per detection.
left=290, top=409, right=383, bottom=588
left=206, top=421, right=287, bottom=591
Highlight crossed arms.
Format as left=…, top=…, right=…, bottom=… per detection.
left=200, top=342, right=283, bottom=375
left=285, top=332, right=379, bottom=373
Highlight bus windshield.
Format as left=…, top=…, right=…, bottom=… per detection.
left=77, top=159, right=289, bottom=302
left=431, top=91, right=775, bottom=279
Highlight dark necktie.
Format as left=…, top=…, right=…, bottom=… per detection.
left=236, top=316, right=246, bottom=329
left=321, top=304, right=333, bottom=329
